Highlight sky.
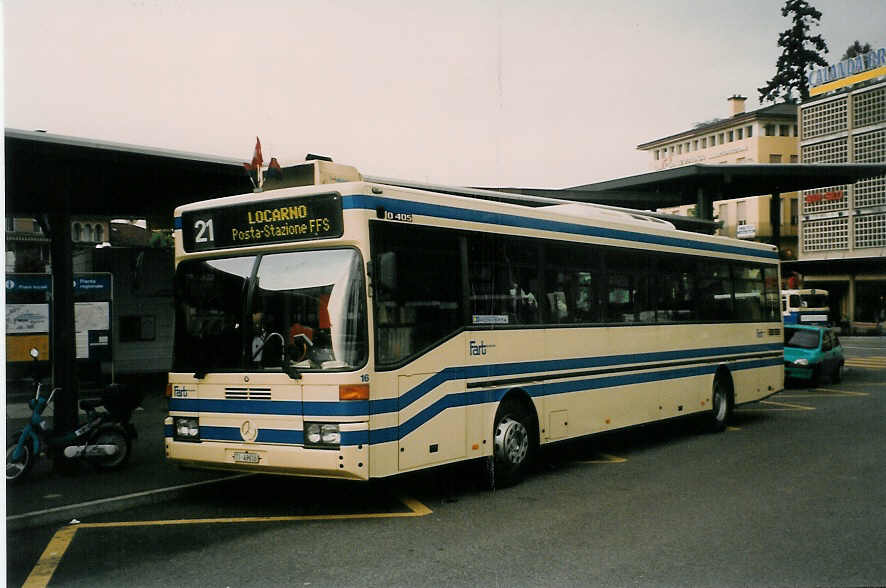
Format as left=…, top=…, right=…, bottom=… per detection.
left=3, top=0, right=885, bottom=189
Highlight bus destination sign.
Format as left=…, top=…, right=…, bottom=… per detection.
left=181, top=193, right=344, bottom=252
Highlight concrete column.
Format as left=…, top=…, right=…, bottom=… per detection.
left=48, top=170, right=79, bottom=435
left=770, top=192, right=781, bottom=251
left=696, top=186, right=713, bottom=220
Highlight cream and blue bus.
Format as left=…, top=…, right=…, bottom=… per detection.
left=781, top=288, right=830, bottom=326
left=165, top=160, right=784, bottom=486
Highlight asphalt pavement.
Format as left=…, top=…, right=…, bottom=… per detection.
left=5, top=376, right=234, bottom=531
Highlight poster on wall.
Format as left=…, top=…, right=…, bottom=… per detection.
left=75, top=301, right=110, bottom=360
left=6, top=303, right=50, bottom=334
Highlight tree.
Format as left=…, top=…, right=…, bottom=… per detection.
left=758, top=0, right=829, bottom=104
left=842, top=40, right=872, bottom=60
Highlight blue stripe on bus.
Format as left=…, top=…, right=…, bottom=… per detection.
left=167, top=344, right=781, bottom=418
left=167, top=398, right=369, bottom=417
left=378, top=343, right=782, bottom=415
left=168, top=398, right=303, bottom=415
left=169, top=356, right=781, bottom=446
left=174, top=217, right=182, bottom=230
left=342, top=195, right=779, bottom=260
left=372, top=356, right=783, bottom=444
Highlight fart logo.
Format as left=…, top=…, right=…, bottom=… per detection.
left=469, top=340, right=495, bottom=356
left=173, top=385, right=194, bottom=398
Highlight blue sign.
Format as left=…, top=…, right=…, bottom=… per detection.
left=6, top=273, right=112, bottom=299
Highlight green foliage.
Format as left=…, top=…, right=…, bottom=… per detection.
left=841, top=40, right=872, bottom=60
left=758, top=0, right=829, bottom=104
left=149, top=230, right=174, bottom=248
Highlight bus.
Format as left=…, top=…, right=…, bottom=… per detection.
left=781, top=288, right=830, bottom=325
left=165, top=160, right=784, bottom=486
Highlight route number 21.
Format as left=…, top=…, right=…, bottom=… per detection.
left=194, top=219, right=215, bottom=243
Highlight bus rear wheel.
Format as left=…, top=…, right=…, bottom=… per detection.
left=709, top=373, right=733, bottom=433
left=491, top=397, right=534, bottom=488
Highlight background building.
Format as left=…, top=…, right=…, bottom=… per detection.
left=639, top=96, right=800, bottom=259
left=796, top=50, right=886, bottom=333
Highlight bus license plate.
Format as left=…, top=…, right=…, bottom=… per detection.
left=232, top=451, right=260, bottom=464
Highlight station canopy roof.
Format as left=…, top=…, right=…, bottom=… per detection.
left=6, top=128, right=886, bottom=230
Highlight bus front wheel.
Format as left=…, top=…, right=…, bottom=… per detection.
left=491, top=397, right=535, bottom=487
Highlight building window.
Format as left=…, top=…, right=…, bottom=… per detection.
left=736, top=201, right=747, bottom=226
left=737, top=128, right=743, bottom=140
left=769, top=154, right=782, bottom=163
left=654, top=150, right=660, bottom=161
left=693, top=140, right=698, bottom=150
left=95, top=225, right=104, bottom=242
left=802, top=96, right=848, bottom=139
left=790, top=198, right=798, bottom=226
left=677, top=144, right=682, bottom=154
left=790, top=154, right=799, bottom=163
left=793, top=125, right=798, bottom=137
left=719, top=132, right=725, bottom=144
left=779, top=124, right=790, bottom=136
left=72, top=222, right=82, bottom=242
left=728, top=130, right=734, bottom=142
left=120, top=315, right=156, bottom=342
left=718, top=203, right=729, bottom=228
left=746, top=125, right=753, bottom=138
left=701, top=138, right=707, bottom=148
left=853, top=86, right=886, bottom=128
left=765, top=124, right=776, bottom=136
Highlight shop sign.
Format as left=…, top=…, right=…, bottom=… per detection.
left=808, top=47, right=886, bottom=93
left=804, top=190, right=844, bottom=204
left=736, top=224, right=756, bottom=239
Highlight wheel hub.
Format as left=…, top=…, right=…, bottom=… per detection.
left=494, top=416, right=529, bottom=466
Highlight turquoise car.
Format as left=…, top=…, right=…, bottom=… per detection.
left=784, top=325, right=844, bottom=384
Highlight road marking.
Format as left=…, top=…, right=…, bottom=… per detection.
left=22, top=495, right=431, bottom=586
left=781, top=388, right=870, bottom=398
left=7, top=473, right=253, bottom=528
left=739, top=400, right=816, bottom=411
left=579, top=453, right=627, bottom=464
left=22, top=525, right=78, bottom=588
left=845, top=357, right=886, bottom=369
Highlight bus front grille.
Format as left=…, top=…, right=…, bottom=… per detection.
left=225, top=387, right=272, bottom=401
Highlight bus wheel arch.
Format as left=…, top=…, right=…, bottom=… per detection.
left=709, top=366, right=734, bottom=433
left=489, top=389, right=538, bottom=487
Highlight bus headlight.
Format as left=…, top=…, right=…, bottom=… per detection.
left=173, top=416, right=200, bottom=442
left=304, top=422, right=340, bottom=449
left=793, top=358, right=809, bottom=366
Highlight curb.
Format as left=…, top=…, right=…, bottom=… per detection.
left=7, top=474, right=251, bottom=532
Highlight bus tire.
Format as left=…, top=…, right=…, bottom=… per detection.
left=709, top=371, right=733, bottom=433
left=491, top=396, right=535, bottom=488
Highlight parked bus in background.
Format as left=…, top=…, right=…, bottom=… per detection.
left=781, top=288, right=830, bottom=326
left=165, top=159, right=784, bottom=487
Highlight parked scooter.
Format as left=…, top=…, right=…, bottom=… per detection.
left=6, top=348, right=140, bottom=483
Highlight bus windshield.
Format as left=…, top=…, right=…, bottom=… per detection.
left=800, top=293, right=829, bottom=309
left=173, top=248, right=368, bottom=374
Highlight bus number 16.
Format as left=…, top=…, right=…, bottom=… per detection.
left=194, top=219, right=215, bottom=243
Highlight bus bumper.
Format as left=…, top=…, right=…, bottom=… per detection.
left=164, top=419, right=370, bottom=481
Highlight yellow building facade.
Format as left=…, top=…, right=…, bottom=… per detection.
left=638, top=96, right=800, bottom=258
